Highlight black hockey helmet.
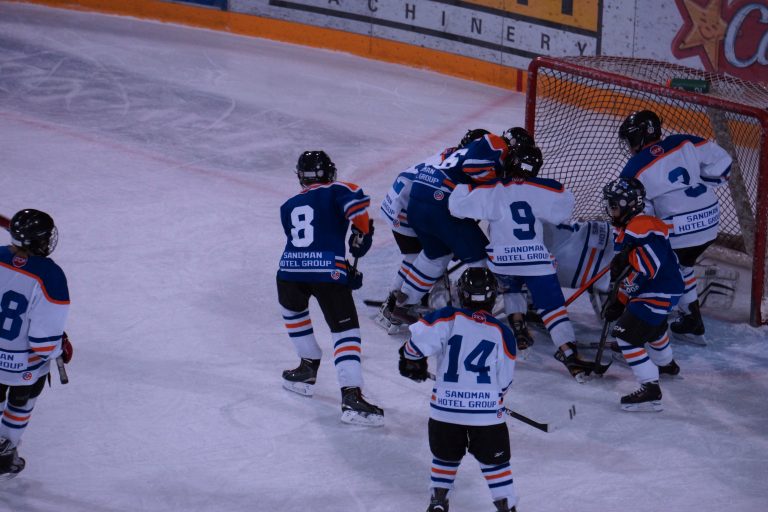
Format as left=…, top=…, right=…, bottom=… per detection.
left=457, top=267, right=498, bottom=312
left=501, top=127, right=534, bottom=149
left=458, top=128, right=491, bottom=149
left=502, top=143, right=543, bottom=179
left=603, top=177, right=646, bottom=227
left=9, top=208, right=58, bottom=256
left=618, top=110, right=662, bottom=154
left=296, top=150, right=337, bottom=187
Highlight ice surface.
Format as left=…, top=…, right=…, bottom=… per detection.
left=0, top=3, right=766, bottom=511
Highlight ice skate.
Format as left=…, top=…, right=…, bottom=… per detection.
left=670, top=300, right=707, bottom=346
left=374, top=292, right=408, bottom=334
left=493, top=497, right=517, bottom=512
left=658, top=359, right=681, bottom=377
left=0, top=438, right=25, bottom=481
left=282, top=358, right=320, bottom=396
left=620, top=381, right=663, bottom=412
left=554, top=342, right=594, bottom=383
left=385, top=290, right=427, bottom=326
left=426, top=488, right=449, bottom=512
left=340, top=387, right=384, bottom=427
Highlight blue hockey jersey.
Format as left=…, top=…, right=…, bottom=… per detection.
left=278, top=181, right=370, bottom=285
left=409, top=133, right=509, bottom=206
left=613, top=215, right=684, bottom=324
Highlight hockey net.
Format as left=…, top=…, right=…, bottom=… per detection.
left=526, top=56, right=768, bottom=326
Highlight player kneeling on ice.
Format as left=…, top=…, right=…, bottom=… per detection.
left=0, top=209, right=71, bottom=479
left=276, top=151, right=383, bottom=427
left=398, top=268, right=520, bottom=512
left=601, top=178, right=683, bottom=412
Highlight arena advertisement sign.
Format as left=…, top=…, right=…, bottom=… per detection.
left=230, top=0, right=601, bottom=70
left=672, top=0, right=767, bottom=82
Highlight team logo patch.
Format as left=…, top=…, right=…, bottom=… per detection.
left=330, top=270, right=341, bottom=280
left=433, top=190, right=445, bottom=201
left=650, top=145, right=664, bottom=156
left=12, top=255, right=27, bottom=268
left=393, top=219, right=400, bottom=227
left=22, top=372, right=32, bottom=381
left=472, top=312, right=486, bottom=323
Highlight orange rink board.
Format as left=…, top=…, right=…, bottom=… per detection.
left=13, top=0, right=531, bottom=91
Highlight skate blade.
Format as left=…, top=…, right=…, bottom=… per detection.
left=572, top=371, right=592, bottom=384
left=282, top=380, right=314, bottom=397
left=671, top=331, right=707, bottom=346
left=517, top=347, right=532, bottom=360
left=620, top=400, right=663, bottom=412
left=340, top=410, right=385, bottom=427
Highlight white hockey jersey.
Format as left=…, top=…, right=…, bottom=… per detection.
left=379, top=148, right=453, bottom=237
left=620, top=134, right=732, bottom=249
left=405, top=307, right=516, bottom=426
left=545, top=221, right=615, bottom=292
left=448, top=177, right=574, bottom=276
left=0, top=247, right=69, bottom=386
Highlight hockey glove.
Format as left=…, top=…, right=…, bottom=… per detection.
left=610, top=248, right=631, bottom=281
left=348, top=219, right=374, bottom=258
left=61, top=331, right=73, bottom=364
left=601, top=298, right=625, bottom=322
left=347, top=266, right=364, bottom=290
left=398, top=345, right=429, bottom=382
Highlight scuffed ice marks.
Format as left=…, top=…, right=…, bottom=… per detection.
left=0, top=35, right=345, bottom=173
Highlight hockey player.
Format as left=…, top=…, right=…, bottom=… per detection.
left=277, top=151, right=384, bottom=427
left=386, top=133, right=511, bottom=325
left=377, top=128, right=490, bottom=327
left=398, top=268, right=519, bottom=512
left=601, top=178, right=684, bottom=411
left=449, top=144, right=597, bottom=382
left=618, top=110, right=732, bottom=341
left=0, top=209, right=70, bottom=479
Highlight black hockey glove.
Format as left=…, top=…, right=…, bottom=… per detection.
left=347, top=266, right=364, bottom=290
left=398, top=345, right=429, bottom=382
left=610, top=248, right=631, bottom=282
left=601, top=297, right=625, bottom=322
left=348, top=219, right=374, bottom=258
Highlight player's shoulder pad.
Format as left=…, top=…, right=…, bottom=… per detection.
left=0, top=248, right=69, bottom=303
left=337, top=181, right=362, bottom=192
left=419, top=306, right=460, bottom=325
left=664, top=133, right=705, bottom=147
left=624, top=214, right=670, bottom=239
left=525, top=176, right=565, bottom=192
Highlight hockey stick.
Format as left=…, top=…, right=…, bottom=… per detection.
left=564, top=264, right=610, bottom=307
left=592, top=267, right=631, bottom=376
left=56, top=356, right=69, bottom=384
left=426, top=373, right=569, bottom=433
left=0, top=214, right=9, bottom=230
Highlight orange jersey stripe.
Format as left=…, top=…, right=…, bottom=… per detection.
left=285, top=319, right=311, bottom=329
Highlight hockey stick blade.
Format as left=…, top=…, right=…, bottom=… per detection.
left=56, top=356, right=69, bottom=385
left=504, top=404, right=576, bottom=433
left=364, top=299, right=385, bottom=307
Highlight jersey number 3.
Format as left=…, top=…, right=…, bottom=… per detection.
left=444, top=335, right=494, bottom=384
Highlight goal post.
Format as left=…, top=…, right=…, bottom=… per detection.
left=525, top=56, right=768, bottom=326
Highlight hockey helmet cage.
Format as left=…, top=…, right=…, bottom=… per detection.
left=603, top=177, right=646, bottom=227
left=503, top=143, right=543, bottom=179
left=618, top=110, right=662, bottom=154
left=296, top=150, right=337, bottom=186
left=501, top=127, right=534, bottom=149
left=457, top=267, right=498, bottom=312
left=458, top=128, right=491, bottom=149
left=9, top=208, right=58, bottom=256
